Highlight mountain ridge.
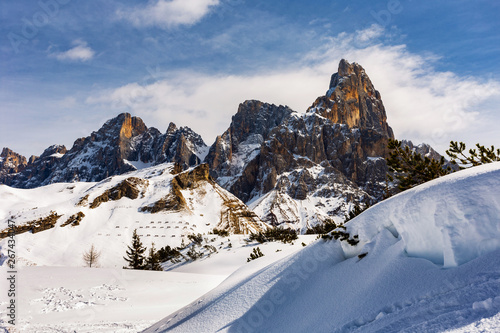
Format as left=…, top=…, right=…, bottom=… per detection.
left=1, top=113, right=207, bottom=188
left=1, top=59, right=439, bottom=231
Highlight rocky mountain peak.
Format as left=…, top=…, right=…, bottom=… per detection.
left=310, top=59, right=394, bottom=140
left=205, top=100, right=294, bottom=175
left=230, top=100, right=293, bottom=145
left=99, top=113, right=147, bottom=138
left=1, top=114, right=207, bottom=188
left=166, top=122, right=177, bottom=135
left=1, top=147, right=27, bottom=163
left=39, top=145, right=67, bottom=158
left=205, top=59, right=400, bottom=229
left=336, top=58, right=356, bottom=78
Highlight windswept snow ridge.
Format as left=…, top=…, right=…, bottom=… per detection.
left=346, top=162, right=500, bottom=267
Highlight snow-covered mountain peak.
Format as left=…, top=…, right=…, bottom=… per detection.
left=0, top=114, right=207, bottom=188
left=205, top=59, right=397, bottom=230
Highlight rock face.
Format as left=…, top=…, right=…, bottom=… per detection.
left=0, top=147, right=28, bottom=184
left=1, top=113, right=207, bottom=188
left=316, top=59, right=393, bottom=139
left=205, top=60, right=395, bottom=230
left=141, top=164, right=266, bottom=234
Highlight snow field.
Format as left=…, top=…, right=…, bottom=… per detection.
left=0, top=266, right=225, bottom=332
left=0, top=232, right=316, bottom=332
left=0, top=163, right=264, bottom=268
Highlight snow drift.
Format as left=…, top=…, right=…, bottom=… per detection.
left=144, top=163, right=500, bottom=333
left=346, top=162, right=500, bottom=267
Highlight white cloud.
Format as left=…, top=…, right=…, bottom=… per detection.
left=86, top=26, right=500, bottom=152
left=118, top=0, right=220, bottom=29
left=355, top=23, right=384, bottom=43
left=52, top=40, right=95, bottom=62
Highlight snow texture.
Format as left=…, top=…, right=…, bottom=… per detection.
left=144, top=163, right=500, bottom=332
left=346, top=162, right=500, bottom=267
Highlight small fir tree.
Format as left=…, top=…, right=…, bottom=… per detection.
left=186, top=245, right=203, bottom=261
left=145, top=242, right=162, bottom=271
left=247, top=247, right=264, bottom=262
left=123, top=229, right=146, bottom=269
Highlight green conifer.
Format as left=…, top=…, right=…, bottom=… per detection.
left=123, top=229, right=146, bottom=269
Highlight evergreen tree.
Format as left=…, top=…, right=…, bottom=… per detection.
left=145, top=242, right=162, bottom=271
left=247, top=247, right=264, bottom=262
left=387, top=139, right=452, bottom=191
left=446, top=141, right=500, bottom=169
left=123, top=229, right=146, bottom=269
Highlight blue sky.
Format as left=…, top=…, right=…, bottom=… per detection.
left=1, top=0, right=500, bottom=157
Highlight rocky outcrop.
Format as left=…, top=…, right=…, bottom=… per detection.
left=0, top=147, right=28, bottom=184
left=141, top=164, right=211, bottom=213
left=89, top=177, right=149, bottom=209
left=140, top=163, right=267, bottom=234
left=2, top=113, right=207, bottom=188
left=173, top=163, right=212, bottom=189
left=61, top=212, right=85, bottom=227
left=0, top=211, right=62, bottom=239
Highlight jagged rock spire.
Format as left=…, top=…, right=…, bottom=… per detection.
left=309, top=59, right=394, bottom=139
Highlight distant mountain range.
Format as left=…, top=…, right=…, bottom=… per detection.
left=1, top=59, right=439, bottom=232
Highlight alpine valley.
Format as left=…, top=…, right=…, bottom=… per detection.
left=1, top=60, right=499, bottom=333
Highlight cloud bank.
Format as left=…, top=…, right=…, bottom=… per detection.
left=118, top=0, right=220, bottom=29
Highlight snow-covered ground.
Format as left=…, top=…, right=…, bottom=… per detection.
left=0, top=233, right=316, bottom=332
left=144, top=162, right=500, bottom=332
left=0, top=266, right=225, bottom=332
left=2, top=162, right=500, bottom=332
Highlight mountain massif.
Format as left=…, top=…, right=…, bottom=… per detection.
left=1, top=114, right=207, bottom=188
left=2, top=59, right=400, bottom=232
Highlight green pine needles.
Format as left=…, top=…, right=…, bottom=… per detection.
left=387, top=139, right=452, bottom=191
left=387, top=139, right=499, bottom=192
left=446, top=141, right=500, bottom=169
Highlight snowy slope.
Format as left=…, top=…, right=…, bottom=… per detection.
left=0, top=235, right=316, bottom=332
left=0, top=163, right=267, bottom=268
left=248, top=162, right=367, bottom=232
left=144, top=163, right=500, bottom=333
